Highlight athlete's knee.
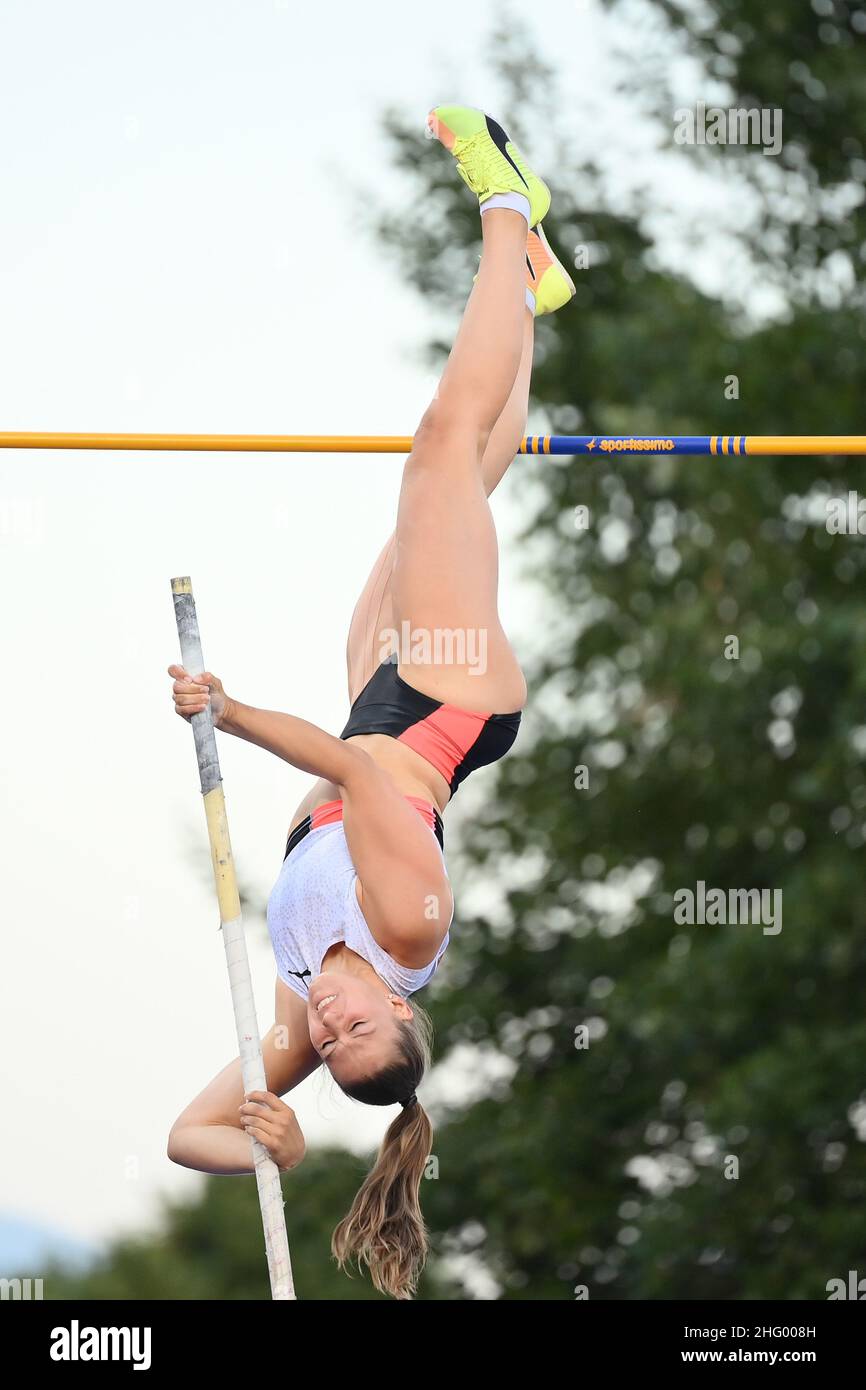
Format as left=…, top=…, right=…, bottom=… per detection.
left=413, top=399, right=490, bottom=460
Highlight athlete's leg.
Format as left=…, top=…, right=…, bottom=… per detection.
left=345, top=313, right=534, bottom=704
left=345, top=533, right=397, bottom=702
left=479, top=310, right=535, bottom=494
left=388, top=207, right=530, bottom=712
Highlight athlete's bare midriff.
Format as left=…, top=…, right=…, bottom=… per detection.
left=286, top=733, right=451, bottom=838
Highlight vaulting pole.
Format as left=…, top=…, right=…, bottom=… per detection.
left=170, top=576, right=295, bottom=1301
left=3, top=431, right=866, bottom=456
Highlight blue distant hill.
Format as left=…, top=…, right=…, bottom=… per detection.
left=0, top=1214, right=99, bottom=1273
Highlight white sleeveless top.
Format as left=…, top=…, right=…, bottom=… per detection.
left=267, top=820, right=451, bottom=1002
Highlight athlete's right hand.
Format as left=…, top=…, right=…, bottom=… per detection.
left=168, top=665, right=230, bottom=728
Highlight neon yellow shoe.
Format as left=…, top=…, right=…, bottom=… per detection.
left=471, top=223, right=576, bottom=317
left=426, top=105, right=551, bottom=227
left=527, top=223, right=576, bottom=316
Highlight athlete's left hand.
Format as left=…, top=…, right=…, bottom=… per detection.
left=239, top=1091, right=306, bottom=1172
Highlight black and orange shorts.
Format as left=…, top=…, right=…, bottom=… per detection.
left=340, top=655, right=522, bottom=795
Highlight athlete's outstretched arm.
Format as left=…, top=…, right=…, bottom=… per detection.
left=169, top=665, right=373, bottom=787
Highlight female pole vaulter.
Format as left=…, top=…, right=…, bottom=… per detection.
left=166, top=105, right=574, bottom=1299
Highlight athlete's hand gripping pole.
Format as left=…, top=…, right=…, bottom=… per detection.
left=170, top=576, right=295, bottom=1301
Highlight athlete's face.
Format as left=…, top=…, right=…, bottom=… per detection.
left=307, top=972, right=413, bottom=1086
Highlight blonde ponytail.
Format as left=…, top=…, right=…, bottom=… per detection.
left=332, top=1003, right=434, bottom=1298
left=332, top=1099, right=432, bottom=1298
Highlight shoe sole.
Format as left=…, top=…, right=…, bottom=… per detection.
left=535, top=223, right=577, bottom=300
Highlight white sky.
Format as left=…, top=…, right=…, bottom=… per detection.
left=0, top=0, right=727, bottom=1257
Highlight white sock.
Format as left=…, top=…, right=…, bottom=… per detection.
left=525, top=288, right=537, bottom=314
left=481, top=192, right=531, bottom=226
